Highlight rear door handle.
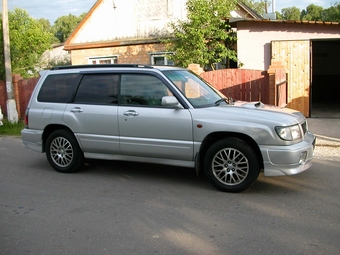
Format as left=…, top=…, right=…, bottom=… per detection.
left=71, top=107, right=83, bottom=113
left=123, top=110, right=139, bottom=116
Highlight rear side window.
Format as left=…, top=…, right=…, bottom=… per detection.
left=74, top=74, right=119, bottom=105
left=37, top=74, right=80, bottom=103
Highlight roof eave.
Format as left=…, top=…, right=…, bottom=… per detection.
left=64, top=38, right=163, bottom=51
left=228, top=18, right=340, bottom=27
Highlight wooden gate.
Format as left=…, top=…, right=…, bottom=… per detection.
left=271, top=40, right=310, bottom=116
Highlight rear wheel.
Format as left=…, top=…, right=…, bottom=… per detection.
left=46, top=129, right=84, bottom=173
left=204, top=137, right=259, bottom=192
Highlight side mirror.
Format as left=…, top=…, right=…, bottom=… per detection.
left=161, top=96, right=183, bottom=109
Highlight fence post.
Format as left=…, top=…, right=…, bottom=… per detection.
left=12, top=74, right=22, bottom=118
left=187, top=64, right=204, bottom=75
left=267, top=61, right=285, bottom=106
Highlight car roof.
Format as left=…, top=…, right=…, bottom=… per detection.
left=49, top=64, right=186, bottom=72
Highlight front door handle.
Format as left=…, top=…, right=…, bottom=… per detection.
left=123, top=110, right=139, bottom=117
left=71, top=107, right=83, bottom=113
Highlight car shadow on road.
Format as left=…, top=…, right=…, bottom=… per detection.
left=80, top=159, right=214, bottom=191
left=247, top=170, right=317, bottom=195
left=79, top=159, right=313, bottom=194
left=25, top=156, right=317, bottom=194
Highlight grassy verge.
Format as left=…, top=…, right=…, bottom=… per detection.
left=0, top=119, right=25, bottom=136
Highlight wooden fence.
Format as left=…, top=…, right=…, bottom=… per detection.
left=201, top=69, right=269, bottom=103
left=0, top=75, right=39, bottom=119
left=1, top=69, right=275, bottom=119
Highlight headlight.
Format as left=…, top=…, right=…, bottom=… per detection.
left=275, top=124, right=302, bottom=141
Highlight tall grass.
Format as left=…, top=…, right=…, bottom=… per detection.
left=0, top=119, right=25, bottom=136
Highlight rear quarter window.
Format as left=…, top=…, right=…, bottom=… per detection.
left=37, top=73, right=81, bottom=103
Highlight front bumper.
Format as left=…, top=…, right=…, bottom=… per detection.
left=261, top=131, right=316, bottom=176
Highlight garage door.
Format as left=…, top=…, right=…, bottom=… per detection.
left=271, top=40, right=310, bottom=117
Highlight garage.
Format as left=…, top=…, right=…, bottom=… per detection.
left=311, top=39, right=340, bottom=118
left=271, top=38, right=340, bottom=118
left=231, top=19, right=340, bottom=118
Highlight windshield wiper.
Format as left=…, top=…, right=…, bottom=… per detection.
left=214, top=98, right=227, bottom=106
left=214, top=97, right=234, bottom=106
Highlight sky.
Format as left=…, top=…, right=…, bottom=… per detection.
left=0, top=0, right=337, bottom=24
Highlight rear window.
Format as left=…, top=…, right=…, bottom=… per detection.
left=37, top=74, right=81, bottom=103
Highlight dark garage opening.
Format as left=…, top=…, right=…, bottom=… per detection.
left=311, top=40, right=340, bottom=118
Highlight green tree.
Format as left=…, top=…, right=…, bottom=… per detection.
left=322, top=2, right=340, bottom=22
left=0, top=8, right=54, bottom=79
left=52, top=13, right=86, bottom=43
left=275, top=11, right=283, bottom=20
left=279, top=7, right=301, bottom=20
left=37, top=18, right=51, bottom=32
left=164, top=0, right=238, bottom=69
left=301, top=4, right=323, bottom=21
left=37, top=18, right=59, bottom=43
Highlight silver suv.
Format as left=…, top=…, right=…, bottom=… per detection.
left=21, top=64, right=315, bottom=192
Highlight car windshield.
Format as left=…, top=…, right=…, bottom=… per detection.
left=162, top=70, right=226, bottom=108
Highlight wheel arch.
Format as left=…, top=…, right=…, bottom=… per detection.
left=198, top=132, right=264, bottom=172
left=42, top=124, right=75, bottom=153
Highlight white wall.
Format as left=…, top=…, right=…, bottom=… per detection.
left=41, top=44, right=70, bottom=66
left=71, top=0, right=187, bottom=44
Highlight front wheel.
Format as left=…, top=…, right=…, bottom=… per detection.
left=45, top=129, right=84, bottom=173
left=204, top=137, right=259, bottom=192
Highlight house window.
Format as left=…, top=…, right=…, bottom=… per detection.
left=149, top=53, right=174, bottom=66
left=89, top=56, right=118, bottom=64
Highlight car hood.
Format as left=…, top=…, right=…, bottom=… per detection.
left=193, top=101, right=306, bottom=126
left=235, top=101, right=304, bottom=119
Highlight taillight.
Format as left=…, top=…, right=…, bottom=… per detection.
left=24, top=109, right=29, bottom=128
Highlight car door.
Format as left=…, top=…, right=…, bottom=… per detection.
left=118, top=73, right=194, bottom=161
left=63, top=73, right=120, bottom=154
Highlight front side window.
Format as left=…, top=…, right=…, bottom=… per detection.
left=120, top=74, right=173, bottom=106
left=163, top=70, right=223, bottom=108
left=37, top=74, right=81, bottom=103
left=74, top=74, right=119, bottom=105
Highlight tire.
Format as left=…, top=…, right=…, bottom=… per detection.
left=45, top=129, right=84, bottom=173
left=204, top=137, right=259, bottom=193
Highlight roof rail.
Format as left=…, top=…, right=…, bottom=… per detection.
left=51, top=64, right=154, bottom=70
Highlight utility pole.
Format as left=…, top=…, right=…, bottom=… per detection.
left=2, top=0, right=18, bottom=123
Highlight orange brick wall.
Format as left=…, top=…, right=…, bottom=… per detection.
left=71, top=43, right=166, bottom=65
